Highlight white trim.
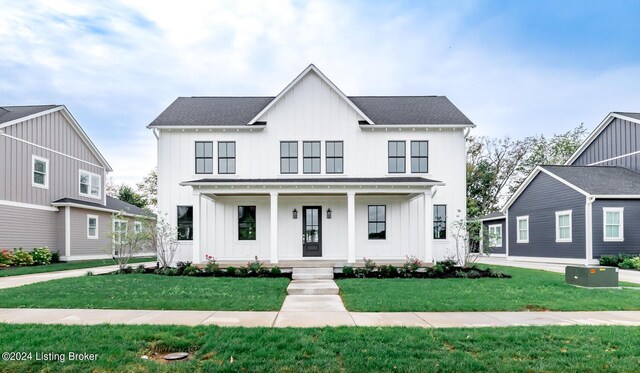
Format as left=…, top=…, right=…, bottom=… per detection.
left=247, top=64, right=375, bottom=125
left=0, top=199, right=58, bottom=211
left=359, top=124, right=475, bottom=130
left=478, top=215, right=505, bottom=222
left=585, top=197, right=594, bottom=264
left=591, top=194, right=640, bottom=199
left=555, top=210, right=572, bottom=243
left=65, top=207, right=71, bottom=257
left=487, top=223, right=503, bottom=247
left=603, top=207, right=624, bottom=242
left=31, top=155, right=49, bottom=189
left=506, top=256, right=597, bottom=265
left=2, top=132, right=104, bottom=170
left=505, top=211, right=509, bottom=256
left=50, top=201, right=152, bottom=218
left=87, top=214, right=99, bottom=239
left=588, top=149, right=640, bottom=166
left=516, top=215, right=529, bottom=244
left=79, top=169, right=102, bottom=200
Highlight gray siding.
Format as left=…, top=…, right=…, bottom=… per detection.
left=0, top=205, right=63, bottom=253
left=592, top=199, right=640, bottom=257
left=572, top=117, right=640, bottom=172
left=508, top=172, right=586, bottom=259
left=482, top=218, right=505, bottom=254
left=69, top=207, right=113, bottom=257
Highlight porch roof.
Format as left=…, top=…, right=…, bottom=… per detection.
left=181, top=176, right=442, bottom=187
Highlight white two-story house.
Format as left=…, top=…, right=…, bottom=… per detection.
left=149, top=65, right=474, bottom=265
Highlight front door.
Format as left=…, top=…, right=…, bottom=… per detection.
left=302, top=206, right=322, bottom=257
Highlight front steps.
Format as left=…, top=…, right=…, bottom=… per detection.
left=291, top=267, right=334, bottom=280
left=287, top=268, right=338, bottom=295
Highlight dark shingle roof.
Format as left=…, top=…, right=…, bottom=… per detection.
left=541, top=165, right=640, bottom=195
left=52, top=197, right=154, bottom=217
left=614, top=112, right=640, bottom=121
left=478, top=211, right=506, bottom=221
left=148, top=96, right=473, bottom=127
left=183, top=177, right=440, bottom=184
left=0, top=105, right=59, bottom=125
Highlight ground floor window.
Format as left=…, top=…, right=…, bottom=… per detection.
left=487, top=224, right=502, bottom=247
left=87, top=215, right=98, bottom=239
left=113, top=219, right=127, bottom=244
left=368, top=205, right=386, bottom=239
left=238, top=206, right=256, bottom=240
left=603, top=207, right=624, bottom=242
left=433, top=205, right=447, bottom=239
left=177, top=206, right=193, bottom=241
left=555, top=210, right=572, bottom=243
left=134, top=221, right=142, bottom=234
left=517, top=216, right=529, bottom=243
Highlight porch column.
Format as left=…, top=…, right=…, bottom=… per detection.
left=347, top=191, right=356, bottom=264
left=270, top=192, right=279, bottom=264
left=192, top=193, right=202, bottom=263
left=423, top=191, right=434, bottom=263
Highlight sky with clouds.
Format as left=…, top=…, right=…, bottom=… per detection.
left=1, top=0, right=639, bottom=184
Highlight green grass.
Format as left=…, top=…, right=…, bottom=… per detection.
left=338, top=266, right=640, bottom=312
left=0, top=324, right=638, bottom=372
left=0, top=275, right=289, bottom=311
left=0, top=257, right=156, bottom=277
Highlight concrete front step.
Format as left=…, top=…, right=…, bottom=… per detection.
left=291, top=267, right=334, bottom=280
left=286, top=280, right=339, bottom=295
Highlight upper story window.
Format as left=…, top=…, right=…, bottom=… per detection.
left=388, top=141, right=406, bottom=173
left=368, top=205, right=386, bottom=240
left=555, top=210, right=572, bottom=243
left=487, top=224, right=502, bottom=247
left=517, top=216, right=529, bottom=243
left=303, top=141, right=321, bottom=174
left=411, top=141, right=428, bottom=173
left=280, top=141, right=298, bottom=174
left=195, top=141, right=213, bottom=174
left=326, top=141, right=343, bottom=174
left=79, top=170, right=101, bottom=199
left=238, top=206, right=256, bottom=240
left=603, top=207, right=624, bottom=242
left=177, top=206, right=193, bottom=241
left=32, top=155, right=49, bottom=189
left=218, top=142, right=236, bottom=174
left=433, top=204, right=447, bottom=239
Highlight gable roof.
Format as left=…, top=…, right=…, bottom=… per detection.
left=147, top=65, right=474, bottom=128
left=565, top=111, right=640, bottom=165
left=0, top=105, right=113, bottom=172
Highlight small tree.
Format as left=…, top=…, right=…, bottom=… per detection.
left=449, top=210, right=496, bottom=267
left=151, top=214, right=178, bottom=269
left=109, top=212, right=151, bottom=271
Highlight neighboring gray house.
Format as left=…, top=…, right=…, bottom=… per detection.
left=502, top=112, right=640, bottom=264
left=0, top=105, right=153, bottom=260
left=477, top=211, right=506, bottom=256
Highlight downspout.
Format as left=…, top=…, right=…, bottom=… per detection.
left=585, top=196, right=595, bottom=266
left=464, top=127, right=471, bottom=138
left=152, top=128, right=159, bottom=140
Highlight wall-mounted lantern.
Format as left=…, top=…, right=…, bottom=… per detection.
left=327, top=208, right=332, bottom=219
left=293, top=208, right=298, bottom=219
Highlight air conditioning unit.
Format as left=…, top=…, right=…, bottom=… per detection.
left=565, top=266, right=619, bottom=288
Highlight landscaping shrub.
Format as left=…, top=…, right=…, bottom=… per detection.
left=378, top=264, right=399, bottom=278
left=0, top=249, right=14, bottom=267
left=135, top=264, right=147, bottom=274
left=401, top=255, right=421, bottom=273
left=342, top=266, right=354, bottom=276
left=182, top=265, right=201, bottom=276
left=599, top=253, right=635, bottom=267
left=226, top=266, right=238, bottom=276
left=51, top=251, right=60, bottom=263
left=204, top=255, right=222, bottom=276
left=31, top=247, right=53, bottom=265
left=175, top=261, right=192, bottom=276
left=270, top=266, right=282, bottom=276
left=12, top=249, right=34, bottom=266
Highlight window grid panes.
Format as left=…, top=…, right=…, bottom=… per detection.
left=488, top=225, right=502, bottom=247
left=518, top=218, right=529, bottom=242
left=80, top=171, right=101, bottom=198
left=280, top=141, right=298, bottom=174
left=218, top=142, right=236, bottom=174
left=238, top=206, right=257, bottom=240
left=88, top=217, right=97, bottom=238
left=326, top=141, right=343, bottom=174
left=177, top=206, right=193, bottom=241
left=368, top=205, right=386, bottom=240
left=305, top=208, right=319, bottom=243
left=303, top=141, right=321, bottom=174
left=410, top=141, right=428, bottom=173
left=433, top=205, right=447, bottom=239
left=33, top=158, right=47, bottom=186
left=113, top=220, right=127, bottom=244
left=557, top=213, right=571, bottom=241
left=195, top=142, right=214, bottom=174
left=605, top=210, right=622, bottom=239
left=388, top=141, right=406, bottom=173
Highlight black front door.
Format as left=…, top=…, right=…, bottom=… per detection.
left=302, top=206, right=322, bottom=257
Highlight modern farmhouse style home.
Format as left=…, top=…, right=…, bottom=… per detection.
left=149, top=65, right=474, bottom=265
left=0, top=105, right=153, bottom=260
left=501, top=112, right=640, bottom=264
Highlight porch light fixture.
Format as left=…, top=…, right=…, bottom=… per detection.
left=293, top=208, right=298, bottom=219
left=327, top=208, right=332, bottom=219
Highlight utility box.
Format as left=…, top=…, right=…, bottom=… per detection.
left=565, top=266, right=619, bottom=288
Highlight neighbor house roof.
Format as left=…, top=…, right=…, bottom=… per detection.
left=0, top=105, right=59, bottom=125
left=52, top=197, right=154, bottom=218
left=541, top=165, right=640, bottom=196
left=477, top=211, right=506, bottom=221
left=181, top=176, right=442, bottom=186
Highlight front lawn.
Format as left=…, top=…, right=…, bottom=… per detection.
left=338, top=266, right=640, bottom=312
left=0, top=275, right=289, bottom=311
left=0, top=324, right=638, bottom=372
left=0, top=256, right=156, bottom=277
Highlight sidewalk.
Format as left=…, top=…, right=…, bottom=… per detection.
left=0, top=308, right=638, bottom=328
left=0, top=262, right=156, bottom=289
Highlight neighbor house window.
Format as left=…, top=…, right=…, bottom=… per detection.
left=177, top=206, right=193, bottom=241
left=134, top=221, right=142, bottom=234
left=218, top=142, right=236, bottom=174
left=87, top=215, right=99, bottom=239
left=79, top=170, right=101, bottom=199
left=195, top=141, right=213, bottom=174
left=238, top=206, right=256, bottom=240
left=368, top=205, right=386, bottom=240
left=388, top=141, right=406, bottom=173
left=517, top=216, right=529, bottom=243
left=32, top=155, right=49, bottom=188
left=326, top=141, right=343, bottom=174
left=433, top=205, right=447, bottom=239
left=411, top=141, right=428, bottom=173
left=488, top=224, right=502, bottom=247
left=113, top=219, right=127, bottom=244
left=603, top=207, right=624, bottom=242
left=555, top=210, right=572, bottom=243
left=303, top=141, right=321, bottom=173
left=280, top=141, right=298, bottom=174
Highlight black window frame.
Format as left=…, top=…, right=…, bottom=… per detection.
left=195, top=141, right=214, bottom=174
left=434, top=204, right=447, bottom=240
left=388, top=141, right=406, bottom=173
left=177, top=205, right=193, bottom=241
left=410, top=141, right=429, bottom=173
left=368, top=205, right=387, bottom=240
left=218, top=141, right=236, bottom=174
left=280, top=141, right=298, bottom=174
left=325, top=141, right=344, bottom=174
left=238, top=206, right=257, bottom=241
left=303, top=141, right=321, bottom=174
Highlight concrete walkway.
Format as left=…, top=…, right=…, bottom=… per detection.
left=476, top=256, right=640, bottom=284
left=0, top=308, right=638, bottom=328
left=0, top=262, right=157, bottom=289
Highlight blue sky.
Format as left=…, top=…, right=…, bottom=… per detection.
left=1, top=0, right=639, bottom=184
